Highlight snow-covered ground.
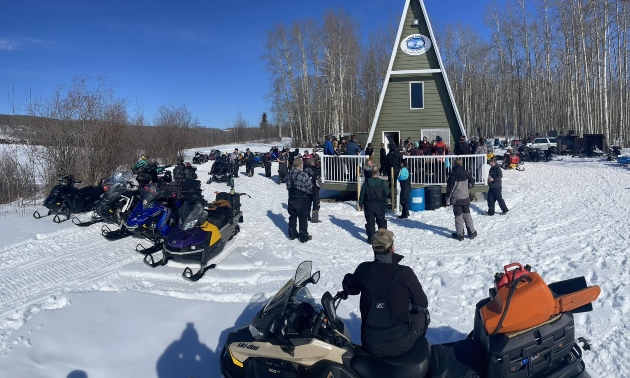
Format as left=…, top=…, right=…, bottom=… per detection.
left=0, top=143, right=629, bottom=377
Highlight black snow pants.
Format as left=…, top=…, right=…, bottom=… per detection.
left=487, top=187, right=508, bottom=215
left=288, top=197, right=309, bottom=240
left=246, top=163, right=254, bottom=177
left=264, top=163, right=272, bottom=178
left=364, top=203, right=387, bottom=242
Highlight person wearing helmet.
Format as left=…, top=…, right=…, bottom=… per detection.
left=133, top=154, right=149, bottom=174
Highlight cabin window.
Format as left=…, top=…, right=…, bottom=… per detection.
left=409, top=82, right=424, bottom=109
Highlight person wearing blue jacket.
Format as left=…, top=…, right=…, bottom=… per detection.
left=398, top=161, right=411, bottom=219
left=346, top=136, right=361, bottom=156
left=324, top=135, right=337, bottom=156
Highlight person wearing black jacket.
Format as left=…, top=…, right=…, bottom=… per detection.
left=263, top=153, right=272, bottom=178
left=365, top=143, right=374, bottom=162
left=379, top=143, right=387, bottom=176
left=341, top=229, right=429, bottom=358
left=386, top=146, right=404, bottom=188
left=454, top=136, right=471, bottom=155
left=288, top=148, right=299, bottom=169
left=359, top=166, right=390, bottom=243
left=244, top=148, right=255, bottom=177
left=304, top=157, right=322, bottom=223
left=486, top=157, right=509, bottom=216
left=277, top=149, right=289, bottom=183
left=446, top=158, right=477, bottom=240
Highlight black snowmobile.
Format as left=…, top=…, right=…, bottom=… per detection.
left=144, top=179, right=248, bottom=281
left=193, top=152, right=208, bottom=164
left=207, top=155, right=234, bottom=185
left=220, top=261, right=599, bottom=378
left=33, top=175, right=104, bottom=223
left=93, top=170, right=142, bottom=239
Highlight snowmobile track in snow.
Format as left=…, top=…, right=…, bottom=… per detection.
left=0, top=237, right=140, bottom=317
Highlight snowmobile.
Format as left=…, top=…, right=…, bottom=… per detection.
left=193, top=152, right=208, bottom=164
left=33, top=175, right=104, bottom=223
left=90, top=170, right=142, bottom=239
left=220, top=261, right=599, bottom=378
left=124, top=182, right=182, bottom=255
left=207, top=155, right=234, bottom=185
left=144, top=179, right=249, bottom=281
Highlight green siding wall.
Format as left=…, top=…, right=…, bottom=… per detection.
left=370, top=0, right=463, bottom=166
left=372, top=75, right=460, bottom=164
left=392, top=1, right=440, bottom=72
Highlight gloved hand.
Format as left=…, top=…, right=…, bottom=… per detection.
left=336, top=291, right=348, bottom=300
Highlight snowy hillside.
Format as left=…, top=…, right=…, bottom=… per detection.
left=0, top=143, right=628, bottom=377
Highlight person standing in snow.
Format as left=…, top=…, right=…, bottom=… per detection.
left=304, top=157, right=321, bottom=223
left=486, top=157, right=509, bottom=216
left=398, top=161, right=411, bottom=219
left=340, top=229, right=429, bottom=358
left=277, top=149, right=288, bottom=183
left=230, top=149, right=240, bottom=178
left=244, top=148, right=255, bottom=177
left=359, top=166, right=390, bottom=243
left=263, top=152, right=272, bottom=178
left=446, top=158, right=477, bottom=241
left=286, top=158, right=313, bottom=242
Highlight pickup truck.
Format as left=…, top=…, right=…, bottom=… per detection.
left=527, top=137, right=557, bottom=152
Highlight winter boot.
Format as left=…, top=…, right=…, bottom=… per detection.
left=288, top=229, right=297, bottom=240
left=299, top=233, right=312, bottom=243
left=310, top=211, right=320, bottom=223
left=467, top=229, right=478, bottom=240
left=451, top=233, right=464, bottom=241
left=500, top=210, right=509, bottom=215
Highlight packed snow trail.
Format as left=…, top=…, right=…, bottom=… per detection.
left=0, top=144, right=628, bottom=377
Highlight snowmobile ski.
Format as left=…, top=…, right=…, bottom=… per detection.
left=32, top=210, right=51, bottom=219
left=53, top=211, right=71, bottom=224
left=182, top=264, right=217, bottom=282
left=135, top=241, right=164, bottom=255
left=143, top=250, right=172, bottom=268
left=101, top=225, right=133, bottom=240
left=72, top=216, right=103, bottom=227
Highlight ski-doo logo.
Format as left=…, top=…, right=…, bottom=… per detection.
left=376, top=303, right=385, bottom=309
left=237, top=342, right=259, bottom=351
left=400, top=34, right=432, bottom=56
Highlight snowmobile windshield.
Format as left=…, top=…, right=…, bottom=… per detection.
left=179, top=201, right=207, bottom=230
left=263, top=279, right=295, bottom=314
left=142, top=184, right=164, bottom=205
left=105, top=171, right=135, bottom=198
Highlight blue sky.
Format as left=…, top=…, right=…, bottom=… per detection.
left=0, top=0, right=506, bottom=128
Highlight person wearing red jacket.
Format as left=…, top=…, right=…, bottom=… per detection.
left=433, top=136, right=449, bottom=182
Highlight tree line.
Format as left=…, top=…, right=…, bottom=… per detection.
left=264, top=1, right=630, bottom=147
left=444, top=0, right=629, bottom=145
left=0, top=75, right=280, bottom=207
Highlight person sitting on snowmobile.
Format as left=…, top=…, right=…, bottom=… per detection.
left=133, top=155, right=149, bottom=174
left=341, top=229, right=429, bottom=358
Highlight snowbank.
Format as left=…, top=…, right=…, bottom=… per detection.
left=0, top=145, right=628, bottom=377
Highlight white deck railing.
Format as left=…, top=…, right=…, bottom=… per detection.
left=321, top=154, right=488, bottom=185
left=403, top=154, right=488, bottom=185
left=321, top=155, right=369, bottom=183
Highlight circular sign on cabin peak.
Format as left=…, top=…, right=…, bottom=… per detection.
left=400, top=34, right=432, bottom=56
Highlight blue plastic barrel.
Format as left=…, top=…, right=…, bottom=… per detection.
left=409, top=188, right=425, bottom=212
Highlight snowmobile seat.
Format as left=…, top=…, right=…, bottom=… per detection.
left=351, top=336, right=431, bottom=378
left=206, top=199, right=232, bottom=229
left=65, top=186, right=104, bottom=213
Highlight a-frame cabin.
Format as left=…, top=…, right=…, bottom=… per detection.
left=367, top=0, right=465, bottom=164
